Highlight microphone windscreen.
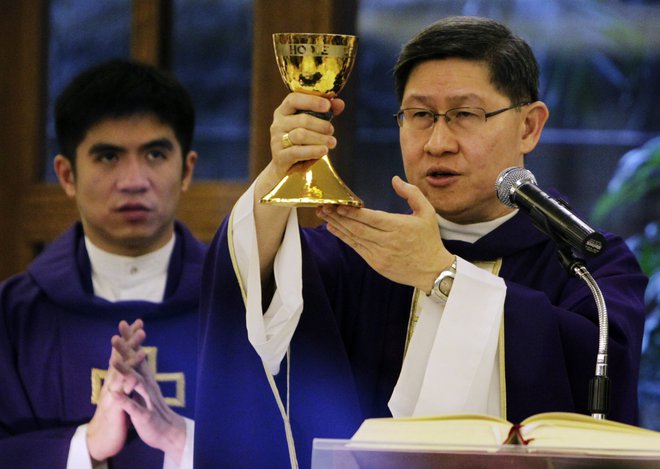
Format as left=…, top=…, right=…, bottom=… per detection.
left=496, top=167, right=537, bottom=208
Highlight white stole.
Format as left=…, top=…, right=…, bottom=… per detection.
left=388, top=258, right=506, bottom=417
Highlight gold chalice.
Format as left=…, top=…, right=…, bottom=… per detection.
left=260, top=33, right=363, bottom=207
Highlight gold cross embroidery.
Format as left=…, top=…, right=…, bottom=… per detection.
left=90, top=346, right=185, bottom=407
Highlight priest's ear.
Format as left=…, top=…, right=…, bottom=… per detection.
left=54, top=154, right=77, bottom=198
left=519, top=101, right=549, bottom=155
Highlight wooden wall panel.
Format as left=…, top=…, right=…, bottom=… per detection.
left=0, top=0, right=46, bottom=280
left=131, top=0, right=171, bottom=67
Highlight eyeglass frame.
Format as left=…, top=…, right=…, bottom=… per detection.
left=393, top=102, right=531, bottom=130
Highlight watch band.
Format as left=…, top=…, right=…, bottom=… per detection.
left=427, top=258, right=457, bottom=304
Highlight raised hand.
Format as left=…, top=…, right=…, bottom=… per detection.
left=264, top=92, right=344, bottom=187
left=317, top=175, right=455, bottom=293
left=253, top=92, right=346, bottom=283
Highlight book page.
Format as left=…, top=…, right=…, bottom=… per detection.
left=350, top=414, right=512, bottom=449
left=520, top=412, right=660, bottom=454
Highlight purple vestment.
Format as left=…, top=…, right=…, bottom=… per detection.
left=195, top=205, right=646, bottom=468
left=0, top=222, right=206, bottom=468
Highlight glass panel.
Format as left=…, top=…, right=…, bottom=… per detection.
left=45, top=0, right=131, bottom=181
left=172, top=0, right=253, bottom=181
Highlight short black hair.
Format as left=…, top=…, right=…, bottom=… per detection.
left=394, top=16, right=539, bottom=105
left=55, top=59, right=195, bottom=163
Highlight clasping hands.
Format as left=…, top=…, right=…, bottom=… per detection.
left=87, top=319, right=186, bottom=464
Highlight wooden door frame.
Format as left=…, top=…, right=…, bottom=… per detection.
left=0, top=1, right=47, bottom=280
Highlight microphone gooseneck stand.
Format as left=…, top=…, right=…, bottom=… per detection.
left=496, top=171, right=611, bottom=419
left=532, top=203, right=611, bottom=420
left=557, top=246, right=611, bottom=420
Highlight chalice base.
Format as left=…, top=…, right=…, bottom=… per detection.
left=260, top=155, right=363, bottom=207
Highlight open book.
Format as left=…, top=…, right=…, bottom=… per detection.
left=350, top=412, right=660, bottom=456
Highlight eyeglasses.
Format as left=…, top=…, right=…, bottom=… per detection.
left=393, top=103, right=530, bottom=133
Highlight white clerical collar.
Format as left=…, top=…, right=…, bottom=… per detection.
left=84, top=234, right=175, bottom=302
left=438, top=210, right=518, bottom=243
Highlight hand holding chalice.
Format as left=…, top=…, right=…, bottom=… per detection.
left=261, top=33, right=363, bottom=208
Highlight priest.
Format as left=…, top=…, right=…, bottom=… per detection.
left=195, top=16, right=647, bottom=468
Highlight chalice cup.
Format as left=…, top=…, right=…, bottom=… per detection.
left=260, top=33, right=363, bottom=207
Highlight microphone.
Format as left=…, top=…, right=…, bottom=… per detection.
left=496, top=167, right=606, bottom=257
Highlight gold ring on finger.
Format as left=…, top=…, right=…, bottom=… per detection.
left=281, top=132, right=293, bottom=149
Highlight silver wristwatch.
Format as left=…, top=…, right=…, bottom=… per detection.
left=427, top=259, right=457, bottom=304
